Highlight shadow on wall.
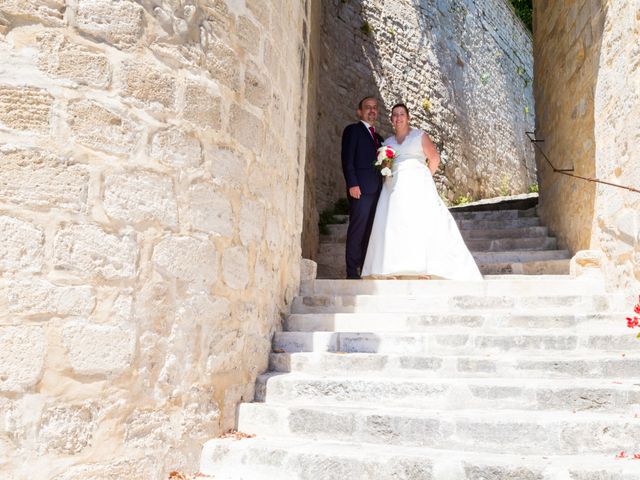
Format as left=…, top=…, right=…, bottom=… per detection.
left=302, top=0, right=388, bottom=259
left=533, top=0, right=606, bottom=254
left=302, top=0, right=537, bottom=259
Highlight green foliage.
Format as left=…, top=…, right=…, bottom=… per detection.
left=453, top=195, right=472, bottom=206
left=509, top=0, right=533, bottom=32
left=480, top=73, right=490, bottom=85
left=499, top=176, right=510, bottom=197
left=318, top=198, right=348, bottom=235
left=360, top=21, right=373, bottom=35
left=528, top=183, right=539, bottom=193
left=422, top=98, right=432, bottom=113
left=333, top=197, right=350, bottom=215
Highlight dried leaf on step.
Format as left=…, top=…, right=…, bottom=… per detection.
left=221, top=429, right=256, bottom=440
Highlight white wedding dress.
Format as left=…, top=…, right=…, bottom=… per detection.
left=361, top=128, right=482, bottom=280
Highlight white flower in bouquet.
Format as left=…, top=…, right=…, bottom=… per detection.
left=375, top=145, right=396, bottom=176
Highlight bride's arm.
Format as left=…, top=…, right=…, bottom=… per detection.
left=421, top=132, right=440, bottom=175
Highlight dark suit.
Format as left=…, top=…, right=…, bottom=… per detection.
left=341, top=121, right=383, bottom=278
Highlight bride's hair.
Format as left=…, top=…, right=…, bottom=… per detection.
left=391, top=103, right=410, bottom=116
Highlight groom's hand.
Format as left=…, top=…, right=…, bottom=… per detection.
left=349, top=186, right=361, bottom=199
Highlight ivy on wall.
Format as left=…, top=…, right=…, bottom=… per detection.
left=509, top=0, right=533, bottom=32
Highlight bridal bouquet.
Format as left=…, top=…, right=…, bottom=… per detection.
left=375, top=145, right=396, bottom=177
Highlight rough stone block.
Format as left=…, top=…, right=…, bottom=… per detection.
left=121, top=59, right=176, bottom=108
left=37, top=32, right=111, bottom=87
left=38, top=403, right=98, bottom=454
left=0, top=85, right=53, bottom=132
left=230, top=105, right=264, bottom=153
left=52, top=457, right=156, bottom=480
left=7, top=279, right=95, bottom=317
left=181, top=182, right=234, bottom=236
left=62, top=320, right=136, bottom=376
left=0, top=216, right=44, bottom=273
left=0, top=0, right=65, bottom=26
left=205, top=38, right=240, bottom=90
left=300, top=259, right=317, bottom=281
left=237, top=16, right=260, bottom=56
left=239, top=199, right=265, bottom=245
left=205, top=146, right=246, bottom=189
left=182, top=82, right=221, bottom=129
left=150, top=127, right=202, bottom=168
left=74, top=0, right=144, bottom=50
left=0, top=147, right=89, bottom=212
left=53, top=224, right=138, bottom=280
left=245, top=61, right=271, bottom=109
left=103, top=171, right=178, bottom=228
left=67, top=99, right=141, bottom=155
left=221, top=246, right=250, bottom=290
left=124, top=409, right=171, bottom=448
left=570, top=249, right=606, bottom=280
left=0, top=326, right=46, bottom=392
left=152, top=235, right=217, bottom=286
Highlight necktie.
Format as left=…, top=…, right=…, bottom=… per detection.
left=369, top=126, right=379, bottom=148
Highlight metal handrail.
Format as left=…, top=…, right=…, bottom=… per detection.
left=526, top=131, right=640, bottom=194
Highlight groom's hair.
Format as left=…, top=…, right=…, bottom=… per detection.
left=358, top=96, right=376, bottom=109
left=391, top=103, right=410, bottom=116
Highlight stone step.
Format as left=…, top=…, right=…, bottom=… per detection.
left=272, top=330, right=639, bottom=355
left=472, top=249, right=570, bottom=263
left=300, top=277, right=600, bottom=296
left=269, top=352, right=640, bottom=379
left=457, top=216, right=541, bottom=230
left=317, top=257, right=571, bottom=279
left=478, top=258, right=571, bottom=275
left=327, top=214, right=542, bottom=230
left=236, top=403, right=640, bottom=455
left=318, top=236, right=559, bottom=254
left=321, top=224, right=550, bottom=242
left=450, top=207, right=538, bottom=220
left=316, top=247, right=570, bottom=274
left=255, top=373, right=640, bottom=412
left=291, top=293, right=623, bottom=314
left=200, top=436, right=640, bottom=480
left=284, top=312, right=621, bottom=332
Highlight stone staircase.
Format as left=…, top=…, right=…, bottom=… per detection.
left=317, top=205, right=571, bottom=278
left=198, top=201, right=639, bottom=479
left=199, top=271, right=640, bottom=478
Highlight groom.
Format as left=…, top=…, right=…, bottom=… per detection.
left=341, top=96, right=383, bottom=279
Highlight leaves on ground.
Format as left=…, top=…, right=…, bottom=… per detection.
left=221, top=429, right=256, bottom=440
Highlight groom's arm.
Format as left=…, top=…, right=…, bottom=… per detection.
left=341, top=125, right=360, bottom=197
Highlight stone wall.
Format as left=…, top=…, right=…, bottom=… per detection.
left=309, top=0, right=536, bottom=217
left=0, top=0, right=310, bottom=478
left=532, top=0, right=603, bottom=254
left=533, top=0, right=640, bottom=290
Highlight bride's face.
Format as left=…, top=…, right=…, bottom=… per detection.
left=391, top=107, right=409, bottom=131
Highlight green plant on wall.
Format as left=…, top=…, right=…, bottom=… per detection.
left=509, top=0, right=533, bottom=32
left=422, top=98, right=432, bottom=113
left=453, top=194, right=472, bottom=206
left=499, top=174, right=511, bottom=197
left=360, top=21, right=373, bottom=35
left=528, top=183, right=539, bottom=193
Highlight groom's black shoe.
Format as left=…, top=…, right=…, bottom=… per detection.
left=346, top=267, right=362, bottom=280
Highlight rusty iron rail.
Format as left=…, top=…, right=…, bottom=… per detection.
left=526, top=131, right=640, bottom=194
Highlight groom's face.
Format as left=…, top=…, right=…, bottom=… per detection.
left=357, top=98, right=378, bottom=125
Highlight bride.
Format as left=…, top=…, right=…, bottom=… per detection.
left=361, top=103, right=482, bottom=281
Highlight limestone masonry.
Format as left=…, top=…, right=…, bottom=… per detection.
left=534, top=0, right=640, bottom=290
left=308, top=0, right=536, bottom=219
left=0, top=0, right=310, bottom=478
